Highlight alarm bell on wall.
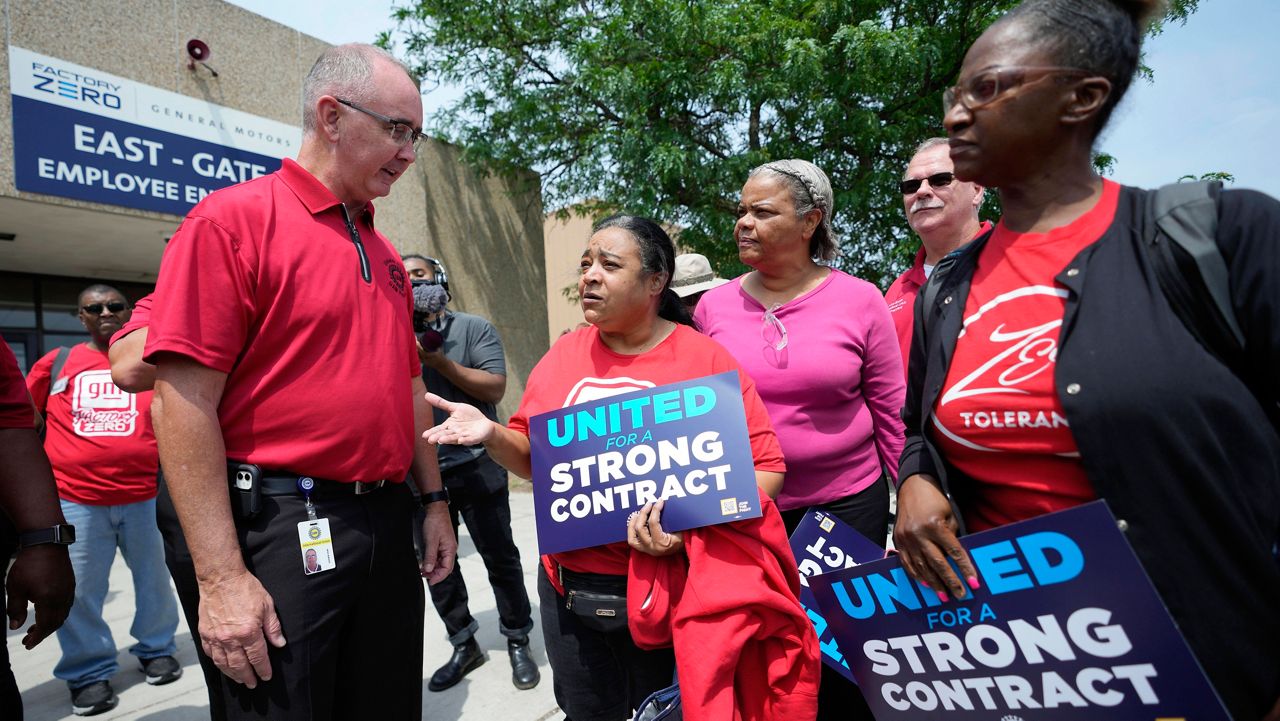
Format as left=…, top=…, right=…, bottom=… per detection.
left=186, top=39, right=219, bottom=77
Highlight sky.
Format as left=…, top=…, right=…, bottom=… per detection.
left=226, top=0, right=1280, bottom=199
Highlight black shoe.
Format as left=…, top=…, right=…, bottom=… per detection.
left=427, top=638, right=486, bottom=692
left=140, top=655, right=184, bottom=685
left=508, top=638, right=541, bottom=690
left=70, top=680, right=118, bottom=717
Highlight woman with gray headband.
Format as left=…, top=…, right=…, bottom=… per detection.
left=693, top=158, right=905, bottom=721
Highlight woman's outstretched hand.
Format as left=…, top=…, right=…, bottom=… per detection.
left=422, top=392, right=496, bottom=446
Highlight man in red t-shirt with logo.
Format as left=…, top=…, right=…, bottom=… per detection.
left=26, top=285, right=181, bottom=716
left=884, top=137, right=990, bottom=370
left=144, top=44, right=455, bottom=720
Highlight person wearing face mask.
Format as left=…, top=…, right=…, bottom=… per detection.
left=401, top=253, right=541, bottom=694
left=423, top=214, right=819, bottom=721
left=893, top=2, right=1280, bottom=719
left=25, top=285, right=181, bottom=716
left=884, top=138, right=991, bottom=370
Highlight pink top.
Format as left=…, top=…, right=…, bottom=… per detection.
left=695, top=269, right=905, bottom=510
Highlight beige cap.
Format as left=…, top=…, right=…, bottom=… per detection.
left=671, top=253, right=730, bottom=298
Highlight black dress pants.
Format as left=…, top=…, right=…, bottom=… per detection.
left=428, top=456, right=533, bottom=643
left=159, top=475, right=424, bottom=720
left=781, top=477, right=891, bottom=721
left=156, top=473, right=228, bottom=720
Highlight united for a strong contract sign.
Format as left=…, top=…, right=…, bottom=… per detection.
left=529, top=372, right=761, bottom=555
left=808, top=501, right=1229, bottom=720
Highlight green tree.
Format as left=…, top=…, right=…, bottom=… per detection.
left=389, top=0, right=1197, bottom=288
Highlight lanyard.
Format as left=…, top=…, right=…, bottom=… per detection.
left=297, top=476, right=318, bottom=521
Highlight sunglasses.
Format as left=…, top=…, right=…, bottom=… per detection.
left=81, top=302, right=127, bottom=314
left=899, top=172, right=955, bottom=195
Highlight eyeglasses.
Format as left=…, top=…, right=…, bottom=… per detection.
left=899, top=172, right=955, bottom=195
left=762, top=304, right=788, bottom=351
left=943, top=66, right=1091, bottom=113
left=336, top=98, right=424, bottom=151
left=81, top=302, right=127, bottom=315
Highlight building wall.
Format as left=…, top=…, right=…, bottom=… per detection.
left=543, top=209, right=593, bottom=342
left=0, top=0, right=546, bottom=420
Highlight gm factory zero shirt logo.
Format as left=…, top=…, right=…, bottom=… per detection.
left=72, top=370, right=138, bottom=437
left=9, top=46, right=301, bottom=215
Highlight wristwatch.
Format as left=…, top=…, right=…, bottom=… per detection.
left=419, top=489, right=450, bottom=507
left=18, top=524, right=76, bottom=549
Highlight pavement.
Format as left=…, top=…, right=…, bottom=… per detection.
left=8, top=488, right=566, bottom=721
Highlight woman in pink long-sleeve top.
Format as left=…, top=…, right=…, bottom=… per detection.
left=693, top=159, right=904, bottom=720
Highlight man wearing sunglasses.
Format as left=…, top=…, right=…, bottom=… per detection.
left=143, top=43, right=456, bottom=720
left=26, top=284, right=181, bottom=716
left=884, top=137, right=990, bottom=370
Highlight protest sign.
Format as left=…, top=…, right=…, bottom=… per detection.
left=530, top=371, right=761, bottom=555
left=808, top=501, right=1229, bottom=720
left=789, top=509, right=886, bottom=683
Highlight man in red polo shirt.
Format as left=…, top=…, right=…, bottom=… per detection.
left=144, top=43, right=456, bottom=720
left=884, top=137, right=990, bottom=370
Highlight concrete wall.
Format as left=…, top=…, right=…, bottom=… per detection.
left=0, top=0, right=546, bottom=421
left=543, top=209, right=593, bottom=342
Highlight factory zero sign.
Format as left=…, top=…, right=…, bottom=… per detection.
left=9, top=46, right=301, bottom=215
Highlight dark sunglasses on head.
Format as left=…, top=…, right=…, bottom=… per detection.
left=81, top=302, right=127, bottom=314
left=899, top=172, right=956, bottom=195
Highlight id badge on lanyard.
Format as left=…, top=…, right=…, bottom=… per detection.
left=296, top=477, right=336, bottom=575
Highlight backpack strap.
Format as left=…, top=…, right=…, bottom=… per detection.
left=1142, top=180, right=1244, bottom=369
left=49, top=345, right=72, bottom=386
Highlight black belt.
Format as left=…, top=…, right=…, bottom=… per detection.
left=261, top=474, right=388, bottom=497
left=227, top=462, right=390, bottom=497
left=559, top=566, right=626, bottom=593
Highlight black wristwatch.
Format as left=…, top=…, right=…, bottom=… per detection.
left=18, top=524, right=76, bottom=549
left=419, top=489, right=450, bottom=507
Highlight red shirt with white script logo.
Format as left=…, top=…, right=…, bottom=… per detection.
left=26, top=344, right=158, bottom=505
left=934, top=181, right=1120, bottom=531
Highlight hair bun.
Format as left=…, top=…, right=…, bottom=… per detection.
left=1111, top=0, right=1164, bottom=27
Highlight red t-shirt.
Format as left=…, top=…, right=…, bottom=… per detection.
left=144, top=159, right=422, bottom=482
left=934, top=182, right=1119, bottom=531
left=109, top=293, right=152, bottom=346
left=26, top=344, right=158, bottom=505
left=509, top=323, right=786, bottom=576
left=1, top=341, right=34, bottom=429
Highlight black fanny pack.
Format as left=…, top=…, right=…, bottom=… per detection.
left=560, top=567, right=628, bottom=634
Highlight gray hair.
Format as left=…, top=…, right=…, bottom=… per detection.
left=909, top=137, right=951, bottom=168
left=748, top=159, right=837, bottom=261
left=302, top=44, right=417, bottom=133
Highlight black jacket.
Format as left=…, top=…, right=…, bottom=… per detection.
left=901, top=185, right=1280, bottom=720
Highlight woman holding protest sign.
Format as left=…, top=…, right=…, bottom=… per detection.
left=893, top=1, right=1280, bottom=719
left=425, top=214, right=819, bottom=721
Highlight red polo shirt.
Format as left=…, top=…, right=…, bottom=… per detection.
left=885, top=222, right=993, bottom=372
left=144, top=158, right=421, bottom=483
left=0, top=341, right=34, bottom=429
